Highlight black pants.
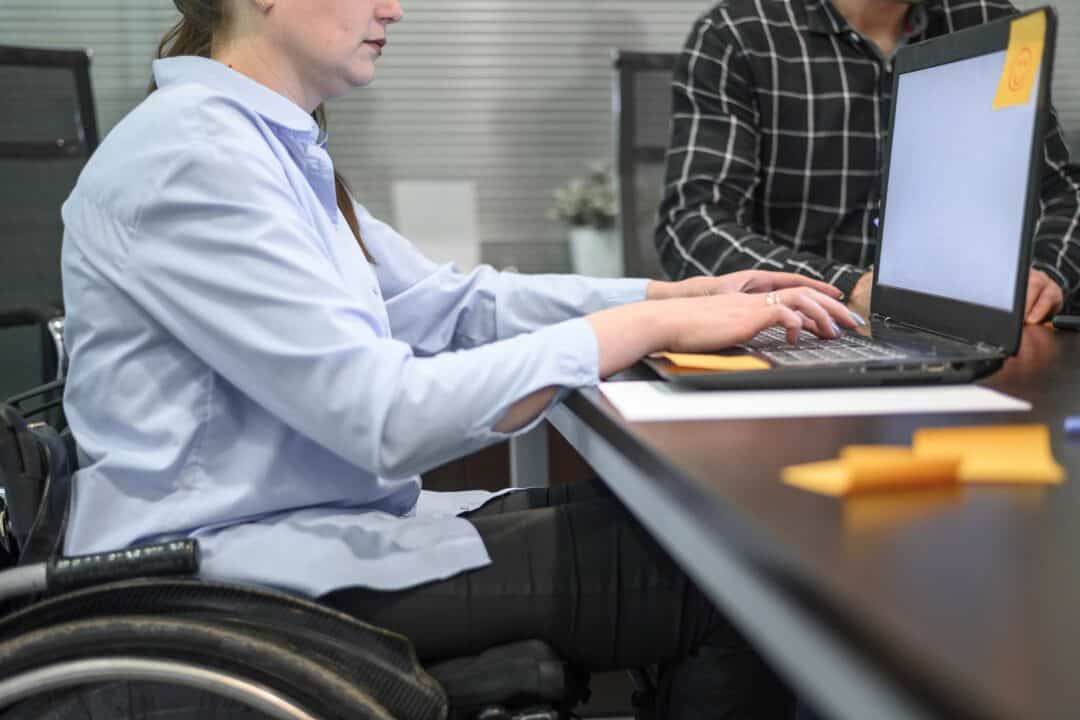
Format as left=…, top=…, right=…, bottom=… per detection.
left=321, top=479, right=794, bottom=718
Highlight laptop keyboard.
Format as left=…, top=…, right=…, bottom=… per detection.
left=741, top=326, right=912, bottom=367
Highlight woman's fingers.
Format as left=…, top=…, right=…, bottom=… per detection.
left=774, top=288, right=854, bottom=338
left=770, top=305, right=805, bottom=345
left=756, top=272, right=844, bottom=299
left=795, top=310, right=819, bottom=336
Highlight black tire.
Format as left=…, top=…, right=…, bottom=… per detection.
left=2, top=673, right=287, bottom=719
left=0, top=615, right=393, bottom=720
left=0, top=579, right=447, bottom=720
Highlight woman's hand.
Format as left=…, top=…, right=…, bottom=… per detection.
left=500, top=286, right=856, bottom=431
left=587, top=286, right=857, bottom=378
left=646, top=270, right=844, bottom=302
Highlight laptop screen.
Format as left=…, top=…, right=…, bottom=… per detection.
left=876, top=50, right=1041, bottom=311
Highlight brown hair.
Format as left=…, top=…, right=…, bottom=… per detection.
left=151, top=0, right=372, bottom=261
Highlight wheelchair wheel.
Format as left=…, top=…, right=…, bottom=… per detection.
left=0, top=578, right=447, bottom=719
left=0, top=615, right=396, bottom=720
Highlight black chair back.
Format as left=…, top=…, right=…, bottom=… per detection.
left=0, top=45, right=97, bottom=397
left=613, top=51, right=677, bottom=279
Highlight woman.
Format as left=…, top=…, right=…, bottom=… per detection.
left=60, top=0, right=857, bottom=716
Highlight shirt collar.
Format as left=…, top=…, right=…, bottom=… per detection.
left=152, top=56, right=321, bottom=143
left=806, top=0, right=930, bottom=39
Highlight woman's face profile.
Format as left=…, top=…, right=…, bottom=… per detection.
left=263, top=0, right=403, bottom=100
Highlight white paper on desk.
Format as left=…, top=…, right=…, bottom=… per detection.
left=598, top=382, right=1031, bottom=422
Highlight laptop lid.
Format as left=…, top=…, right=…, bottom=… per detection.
left=870, top=7, right=1057, bottom=355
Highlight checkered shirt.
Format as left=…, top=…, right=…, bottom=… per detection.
left=656, top=0, right=1080, bottom=310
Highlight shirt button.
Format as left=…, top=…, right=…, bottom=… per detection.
left=849, top=32, right=860, bottom=43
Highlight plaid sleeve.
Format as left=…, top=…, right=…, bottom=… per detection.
left=1032, top=107, right=1080, bottom=312
left=654, top=15, right=866, bottom=296
left=965, top=0, right=1080, bottom=310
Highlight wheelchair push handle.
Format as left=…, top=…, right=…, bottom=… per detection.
left=0, top=540, right=200, bottom=604
left=47, top=539, right=200, bottom=593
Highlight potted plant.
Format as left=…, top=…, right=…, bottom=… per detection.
left=549, top=163, right=622, bottom=277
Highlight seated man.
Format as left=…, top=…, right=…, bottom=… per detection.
left=655, top=0, right=1080, bottom=323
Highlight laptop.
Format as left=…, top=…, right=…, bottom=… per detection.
left=646, top=7, right=1057, bottom=390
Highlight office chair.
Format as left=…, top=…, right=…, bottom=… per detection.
left=0, top=382, right=590, bottom=720
left=612, top=51, right=678, bottom=280
left=0, top=45, right=97, bottom=398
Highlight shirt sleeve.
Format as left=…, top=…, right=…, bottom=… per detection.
left=1031, top=108, right=1080, bottom=311
left=654, top=16, right=867, bottom=297
left=358, top=202, right=648, bottom=353
left=123, top=133, right=601, bottom=481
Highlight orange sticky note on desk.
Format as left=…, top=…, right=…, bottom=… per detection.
left=992, top=10, right=1046, bottom=110
left=656, top=352, right=770, bottom=372
left=783, top=424, right=1064, bottom=497
left=782, top=447, right=958, bottom=497
left=913, top=424, right=1064, bottom=485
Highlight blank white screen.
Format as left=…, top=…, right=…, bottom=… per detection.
left=877, top=50, right=1040, bottom=311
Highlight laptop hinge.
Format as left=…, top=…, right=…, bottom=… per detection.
left=871, top=314, right=1005, bottom=354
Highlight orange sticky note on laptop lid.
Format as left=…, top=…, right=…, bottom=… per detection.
left=992, top=10, right=1046, bottom=110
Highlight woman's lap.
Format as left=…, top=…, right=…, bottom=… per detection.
left=320, top=479, right=737, bottom=669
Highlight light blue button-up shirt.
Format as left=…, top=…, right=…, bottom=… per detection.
left=60, top=56, right=648, bottom=596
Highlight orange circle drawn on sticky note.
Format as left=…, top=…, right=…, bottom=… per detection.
left=1008, top=46, right=1034, bottom=93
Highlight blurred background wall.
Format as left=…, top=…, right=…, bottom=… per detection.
left=4, top=1, right=1073, bottom=274
left=0, top=0, right=718, bottom=274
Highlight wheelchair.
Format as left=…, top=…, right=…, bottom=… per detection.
left=0, top=380, right=659, bottom=720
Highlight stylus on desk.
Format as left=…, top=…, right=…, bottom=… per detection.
left=1051, top=315, right=1080, bottom=331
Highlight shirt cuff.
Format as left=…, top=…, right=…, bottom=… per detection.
left=590, top=277, right=651, bottom=308
left=471, top=317, right=599, bottom=441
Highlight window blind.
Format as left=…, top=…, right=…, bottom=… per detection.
left=0, top=1, right=713, bottom=271
left=1, top=1, right=1075, bottom=271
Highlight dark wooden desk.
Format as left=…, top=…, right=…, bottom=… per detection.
left=548, top=326, right=1080, bottom=720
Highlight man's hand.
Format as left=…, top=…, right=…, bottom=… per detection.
left=848, top=271, right=873, bottom=321
left=646, top=270, right=843, bottom=301
left=1025, top=269, right=1064, bottom=325
left=846, top=268, right=1062, bottom=325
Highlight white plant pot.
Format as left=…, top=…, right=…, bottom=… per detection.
left=568, top=226, right=623, bottom=278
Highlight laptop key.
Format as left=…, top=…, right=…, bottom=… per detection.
left=743, top=326, right=910, bottom=367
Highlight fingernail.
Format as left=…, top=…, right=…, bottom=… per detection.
left=849, top=311, right=867, bottom=327
left=831, top=321, right=843, bottom=337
